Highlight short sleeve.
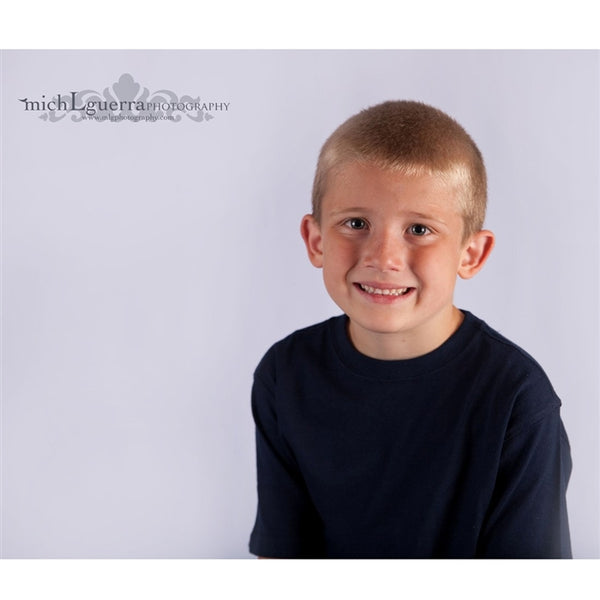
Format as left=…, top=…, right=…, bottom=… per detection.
left=477, top=378, right=572, bottom=558
left=249, top=350, right=325, bottom=558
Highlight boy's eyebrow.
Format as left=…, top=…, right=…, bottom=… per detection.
left=406, top=211, right=448, bottom=225
left=327, top=206, right=371, bottom=216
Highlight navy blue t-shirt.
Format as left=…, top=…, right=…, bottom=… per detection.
left=249, top=311, right=572, bottom=558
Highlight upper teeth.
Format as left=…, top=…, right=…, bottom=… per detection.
left=360, top=284, right=408, bottom=296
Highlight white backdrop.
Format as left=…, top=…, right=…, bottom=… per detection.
left=1, top=50, right=598, bottom=558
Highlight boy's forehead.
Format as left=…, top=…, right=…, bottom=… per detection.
left=322, top=161, right=463, bottom=216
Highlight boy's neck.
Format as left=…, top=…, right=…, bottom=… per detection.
left=347, top=306, right=465, bottom=361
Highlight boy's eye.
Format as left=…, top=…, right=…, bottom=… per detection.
left=409, top=224, right=430, bottom=236
left=346, top=218, right=367, bottom=230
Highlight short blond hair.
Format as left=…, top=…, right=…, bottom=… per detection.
left=312, top=100, right=487, bottom=239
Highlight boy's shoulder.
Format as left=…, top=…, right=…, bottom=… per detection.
left=255, top=316, right=341, bottom=371
left=465, top=311, right=552, bottom=379
left=461, top=312, right=563, bottom=430
left=466, top=312, right=532, bottom=354
left=273, top=316, right=340, bottom=349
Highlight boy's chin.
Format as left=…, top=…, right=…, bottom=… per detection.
left=346, top=315, right=415, bottom=337
left=344, top=304, right=462, bottom=344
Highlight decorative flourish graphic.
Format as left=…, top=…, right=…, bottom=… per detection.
left=19, top=73, right=230, bottom=124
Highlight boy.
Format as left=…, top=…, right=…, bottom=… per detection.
left=249, top=101, right=572, bottom=558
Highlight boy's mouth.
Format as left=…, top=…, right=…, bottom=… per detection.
left=357, top=283, right=411, bottom=297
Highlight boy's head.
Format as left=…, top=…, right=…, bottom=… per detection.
left=301, top=100, right=495, bottom=360
left=312, top=100, right=487, bottom=241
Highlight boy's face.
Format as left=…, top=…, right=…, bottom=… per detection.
left=301, top=162, right=494, bottom=360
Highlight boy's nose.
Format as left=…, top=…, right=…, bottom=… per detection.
left=363, top=229, right=407, bottom=271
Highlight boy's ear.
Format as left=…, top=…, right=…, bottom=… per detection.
left=457, top=230, right=495, bottom=280
left=300, top=214, right=324, bottom=268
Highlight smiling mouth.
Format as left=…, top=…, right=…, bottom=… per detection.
left=358, top=284, right=411, bottom=297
